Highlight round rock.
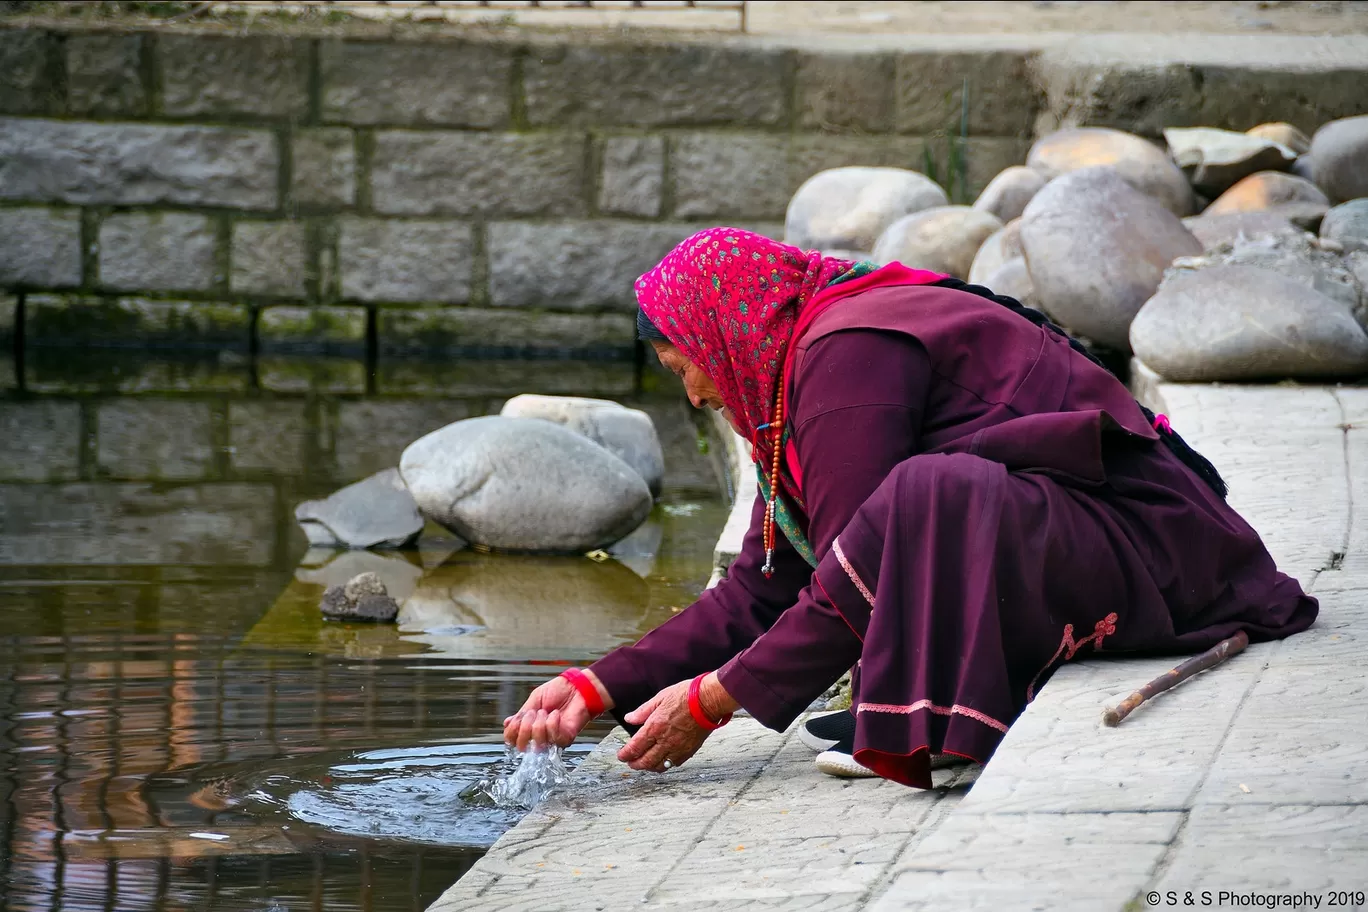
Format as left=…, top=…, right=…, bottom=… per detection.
left=972, top=166, right=1046, bottom=223
left=967, top=219, right=1024, bottom=286
left=1310, top=115, right=1368, bottom=203
left=500, top=394, right=665, bottom=497
left=981, top=257, right=1039, bottom=310
left=1131, top=265, right=1368, bottom=382
left=1246, top=122, right=1311, bottom=156
left=872, top=205, right=1003, bottom=279
left=1182, top=211, right=1304, bottom=250
left=1204, top=171, right=1330, bottom=218
left=1321, top=199, right=1368, bottom=255
left=1163, top=127, right=1296, bottom=199
left=1027, top=127, right=1194, bottom=216
left=785, top=167, right=949, bottom=253
left=399, top=416, right=653, bottom=553
left=1019, top=167, right=1201, bottom=350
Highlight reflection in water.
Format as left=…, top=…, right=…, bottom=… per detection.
left=0, top=355, right=727, bottom=912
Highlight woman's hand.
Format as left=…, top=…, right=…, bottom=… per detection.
left=617, top=673, right=739, bottom=772
left=503, top=670, right=611, bottom=752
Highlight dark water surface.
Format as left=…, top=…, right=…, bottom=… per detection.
left=0, top=355, right=727, bottom=912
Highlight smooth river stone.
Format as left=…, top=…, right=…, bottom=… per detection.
left=1321, top=199, right=1368, bottom=255
left=1310, top=115, right=1368, bottom=203
left=500, top=393, right=664, bottom=497
left=1182, top=211, right=1305, bottom=249
left=872, top=205, right=1002, bottom=279
left=981, top=257, right=1039, bottom=310
left=1026, top=127, right=1194, bottom=216
left=1019, top=167, right=1201, bottom=350
left=400, top=416, right=652, bottom=553
left=1246, top=122, right=1311, bottom=156
left=1131, top=264, right=1368, bottom=382
left=968, top=219, right=1023, bottom=286
left=972, top=166, right=1045, bottom=223
left=785, top=167, right=949, bottom=253
left=1203, top=171, right=1329, bottom=220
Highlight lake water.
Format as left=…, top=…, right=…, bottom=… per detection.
left=0, top=353, right=728, bottom=912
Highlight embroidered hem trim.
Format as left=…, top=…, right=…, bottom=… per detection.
left=832, top=537, right=875, bottom=608
left=856, top=699, right=1009, bottom=734
left=1025, top=612, right=1120, bottom=702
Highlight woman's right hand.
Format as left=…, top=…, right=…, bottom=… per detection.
left=502, top=671, right=610, bottom=751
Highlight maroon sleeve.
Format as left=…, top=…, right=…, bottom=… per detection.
left=588, top=488, right=811, bottom=718
left=717, top=329, right=932, bottom=729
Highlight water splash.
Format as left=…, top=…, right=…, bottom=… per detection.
left=462, top=745, right=572, bottom=810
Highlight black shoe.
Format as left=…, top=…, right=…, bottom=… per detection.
left=800, top=710, right=856, bottom=752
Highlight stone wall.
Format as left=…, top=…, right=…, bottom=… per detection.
left=2, top=20, right=1365, bottom=364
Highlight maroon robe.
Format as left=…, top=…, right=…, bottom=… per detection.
left=591, top=282, right=1317, bottom=787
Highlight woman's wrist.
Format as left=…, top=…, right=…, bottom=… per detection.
left=580, top=668, right=615, bottom=712
left=698, top=672, right=740, bottom=721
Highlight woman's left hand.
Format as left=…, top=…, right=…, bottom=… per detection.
left=617, top=673, right=738, bottom=772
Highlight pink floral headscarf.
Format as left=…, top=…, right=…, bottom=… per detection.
left=634, top=228, right=854, bottom=447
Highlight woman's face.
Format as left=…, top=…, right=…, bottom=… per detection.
left=651, top=342, right=740, bottom=434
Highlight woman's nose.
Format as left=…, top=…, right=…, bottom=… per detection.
left=687, top=391, right=706, bottom=410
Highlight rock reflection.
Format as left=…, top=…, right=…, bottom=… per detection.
left=398, top=551, right=652, bottom=661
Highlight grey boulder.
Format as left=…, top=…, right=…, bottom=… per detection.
left=872, top=205, right=1003, bottom=279
left=1203, top=171, right=1329, bottom=224
left=785, top=167, right=949, bottom=253
left=1321, top=199, right=1368, bottom=255
left=1310, top=115, right=1368, bottom=203
left=968, top=219, right=1023, bottom=286
left=981, top=257, right=1039, bottom=310
left=500, top=393, right=664, bottom=496
left=1019, top=167, right=1201, bottom=350
left=295, top=468, right=424, bottom=550
left=1163, top=127, right=1297, bottom=199
left=1131, top=265, right=1368, bottom=382
left=1027, top=127, right=1194, bottom=216
left=399, top=416, right=653, bottom=553
left=321, top=571, right=400, bottom=623
left=1169, top=231, right=1365, bottom=328
left=1182, top=211, right=1304, bottom=249
left=972, top=166, right=1046, bottom=223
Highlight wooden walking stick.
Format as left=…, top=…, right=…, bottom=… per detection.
left=1102, top=631, right=1250, bottom=727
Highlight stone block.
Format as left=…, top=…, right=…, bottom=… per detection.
left=597, top=135, right=663, bottom=218
left=670, top=133, right=791, bottom=219
left=24, top=295, right=249, bottom=350
left=66, top=33, right=146, bottom=117
left=0, top=294, right=14, bottom=342
left=338, top=218, right=473, bottom=303
left=917, top=136, right=1032, bottom=201
left=487, top=221, right=693, bottom=312
left=0, top=30, right=55, bottom=116
left=375, top=358, right=634, bottom=398
left=98, top=211, right=218, bottom=293
left=523, top=44, right=787, bottom=127
left=257, top=304, right=367, bottom=355
left=24, top=349, right=249, bottom=394
left=0, top=118, right=278, bottom=210
left=230, top=220, right=309, bottom=297
left=159, top=35, right=308, bottom=119
left=228, top=400, right=310, bottom=475
left=290, top=128, right=355, bottom=209
left=797, top=52, right=896, bottom=133
left=0, top=207, right=81, bottom=287
left=258, top=356, right=365, bottom=395
left=319, top=40, right=512, bottom=128
left=370, top=131, right=587, bottom=218
left=894, top=50, right=1043, bottom=137
left=377, top=307, right=634, bottom=357
left=0, top=482, right=274, bottom=565
left=0, top=401, right=81, bottom=482
left=334, top=399, right=481, bottom=480
left=789, top=133, right=925, bottom=187
left=0, top=354, right=12, bottom=392
left=95, top=400, right=214, bottom=481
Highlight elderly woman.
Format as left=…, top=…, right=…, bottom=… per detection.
left=503, top=228, right=1317, bottom=788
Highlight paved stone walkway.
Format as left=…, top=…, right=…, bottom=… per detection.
left=429, top=379, right=1368, bottom=911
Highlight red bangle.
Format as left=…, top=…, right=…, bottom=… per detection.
left=561, top=668, right=606, bottom=717
left=688, top=673, right=732, bottom=731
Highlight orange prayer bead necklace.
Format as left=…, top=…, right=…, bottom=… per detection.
left=760, top=383, right=785, bottom=578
